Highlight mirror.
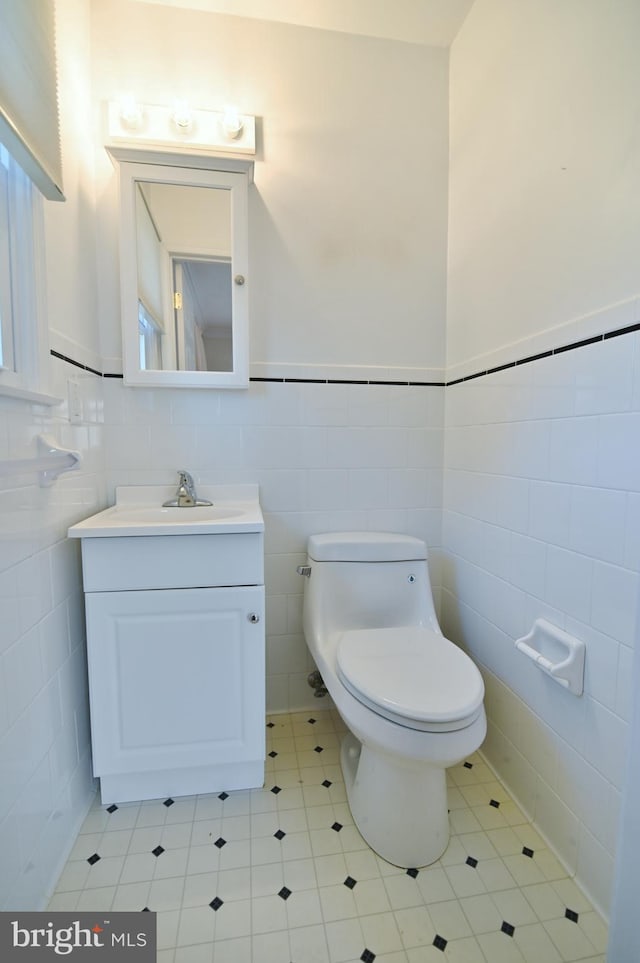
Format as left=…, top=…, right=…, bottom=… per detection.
left=117, top=160, right=249, bottom=388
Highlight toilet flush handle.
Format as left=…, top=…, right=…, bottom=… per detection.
left=296, top=565, right=312, bottom=578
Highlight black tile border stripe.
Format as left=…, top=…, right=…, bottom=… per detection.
left=249, top=376, right=446, bottom=386
left=446, top=321, right=640, bottom=387
left=50, top=349, right=103, bottom=378
left=52, top=319, right=640, bottom=387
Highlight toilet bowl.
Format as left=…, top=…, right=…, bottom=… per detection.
left=300, top=532, right=486, bottom=868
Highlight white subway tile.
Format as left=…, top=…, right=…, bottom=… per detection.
left=3, top=628, right=45, bottom=726
left=346, top=469, right=389, bottom=510
left=590, top=561, right=639, bottom=647
left=575, top=827, right=615, bottom=918
left=533, top=783, right=580, bottom=875
left=568, top=486, right=627, bottom=564
left=574, top=336, right=635, bottom=416
left=596, top=412, right=640, bottom=491
left=548, top=417, right=599, bottom=486
left=531, top=352, right=576, bottom=419
left=615, top=643, right=634, bottom=721
left=564, top=618, right=619, bottom=710
left=582, top=697, right=629, bottom=788
left=514, top=705, right=559, bottom=791
left=544, top=547, right=593, bottom=624
left=624, top=492, right=640, bottom=571
left=509, top=533, right=547, bottom=598
left=554, top=742, right=610, bottom=845
left=305, top=470, right=349, bottom=510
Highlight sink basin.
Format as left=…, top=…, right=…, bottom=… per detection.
left=68, top=484, right=264, bottom=537
left=112, top=506, right=240, bottom=525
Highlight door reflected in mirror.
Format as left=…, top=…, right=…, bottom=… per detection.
left=135, top=181, right=233, bottom=372
left=116, top=158, right=250, bottom=389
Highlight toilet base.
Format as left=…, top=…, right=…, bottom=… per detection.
left=340, top=732, right=449, bottom=868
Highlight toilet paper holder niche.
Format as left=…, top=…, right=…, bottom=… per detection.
left=514, top=619, right=585, bottom=696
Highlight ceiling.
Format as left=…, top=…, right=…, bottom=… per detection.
left=132, top=0, right=476, bottom=47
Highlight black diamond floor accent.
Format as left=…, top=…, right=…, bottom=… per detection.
left=87, top=853, right=101, bottom=865
left=361, top=950, right=375, bottom=963
left=501, top=921, right=515, bottom=937
left=308, top=718, right=316, bottom=724
left=267, top=722, right=275, bottom=728
left=163, top=798, right=174, bottom=807
left=322, top=780, right=332, bottom=788
left=218, top=792, right=229, bottom=801
left=106, top=804, right=118, bottom=814
left=565, top=908, right=579, bottom=923
left=433, top=935, right=448, bottom=951
left=274, top=830, right=286, bottom=840
left=141, top=907, right=150, bottom=912
left=210, top=897, right=224, bottom=911
left=314, top=746, right=324, bottom=753
left=271, top=785, right=282, bottom=795
left=522, top=846, right=534, bottom=858
left=152, top=846, right=165, bottom=857
left=406, top=868, right=419, bottom=879
left=214, top=838, right=227, bottom=849
left=269, top=751, right=278, bottom=758
left=344, top=876, right=357, bottom=889
left=278, top=887, right=292, bottom=900
left=463, top=761, right=473, bottom=769
left=466, top=856, right=478, bottom=868
left=490, top=799, right=500, bottom=808
left=332, top=822, right=343, bottom=832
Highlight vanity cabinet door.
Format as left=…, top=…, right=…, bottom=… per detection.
left=85, top=585, right=265, bottom=778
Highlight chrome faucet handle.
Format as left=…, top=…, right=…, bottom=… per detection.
left=178, top=470, right=195, bottom=493
left=163, top=470, right=213, bottom=508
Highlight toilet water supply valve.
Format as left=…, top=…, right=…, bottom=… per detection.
left=308, top=670, right=328, bottom=698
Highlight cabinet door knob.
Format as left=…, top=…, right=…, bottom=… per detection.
left=248, top=613, right=260, bottom=623
left=234, top=274, right=246, bottom=286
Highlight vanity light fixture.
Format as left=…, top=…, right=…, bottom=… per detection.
left=221, top=105, right=243, bottom=140
left=106, top=99, right=255, bottom=155
left=118, top=93, right=144, bottom=131
left=170, top=99, right=194, bottom=134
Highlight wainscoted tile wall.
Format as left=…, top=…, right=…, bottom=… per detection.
left=0, top=358, right=105, bottom=910
left=101, top=377, right=445, bottom=714
left=441, top=329, right=640, bottom=917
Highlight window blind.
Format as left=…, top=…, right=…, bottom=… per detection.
left=0, top=0, right=64, bottom=200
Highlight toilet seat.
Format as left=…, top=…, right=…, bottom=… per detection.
left=336, top=626, right=485, bottom=732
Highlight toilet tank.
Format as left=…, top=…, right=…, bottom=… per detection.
left=304, top=532, right=440, bottom=638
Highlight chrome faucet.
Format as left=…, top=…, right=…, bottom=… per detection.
left=162, top=471, right=213, bottom=508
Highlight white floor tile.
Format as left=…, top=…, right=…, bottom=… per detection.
left=45, top=712, right=607, bottom=963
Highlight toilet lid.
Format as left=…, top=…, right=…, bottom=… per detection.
left=336, top=626, right=485, bottom=732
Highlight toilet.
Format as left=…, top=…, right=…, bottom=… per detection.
left=299, top=532, right=486, bottom=868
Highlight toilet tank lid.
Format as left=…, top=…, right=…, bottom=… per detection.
left=308, top=532, right=427, bottom=562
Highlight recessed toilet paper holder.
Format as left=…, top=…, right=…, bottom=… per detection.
left=514, top=618, right=585, bottom=696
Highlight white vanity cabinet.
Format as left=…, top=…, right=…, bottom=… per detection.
left=70, top=486, right=265, bottom=804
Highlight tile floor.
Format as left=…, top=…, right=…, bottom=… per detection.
left=48, top=711, right=608, bottom=962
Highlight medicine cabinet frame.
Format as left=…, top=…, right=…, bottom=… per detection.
left=110, top=147, right=252, bottom=389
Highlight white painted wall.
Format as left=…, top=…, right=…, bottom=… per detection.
left=447, top=0, right=640, bottom=372
left=92, top=0, right=449, bottom=376
left=445, top=0, right=640, bottom=924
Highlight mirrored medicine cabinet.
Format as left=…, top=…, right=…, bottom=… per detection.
left=111, top=150, right=251, bottom=388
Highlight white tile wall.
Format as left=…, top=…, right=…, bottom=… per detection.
left=101, top=377, right=445, bottom=713
left=441, top=331, right=640, bottom=917
left=0, top=358, right=106, bottom=910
